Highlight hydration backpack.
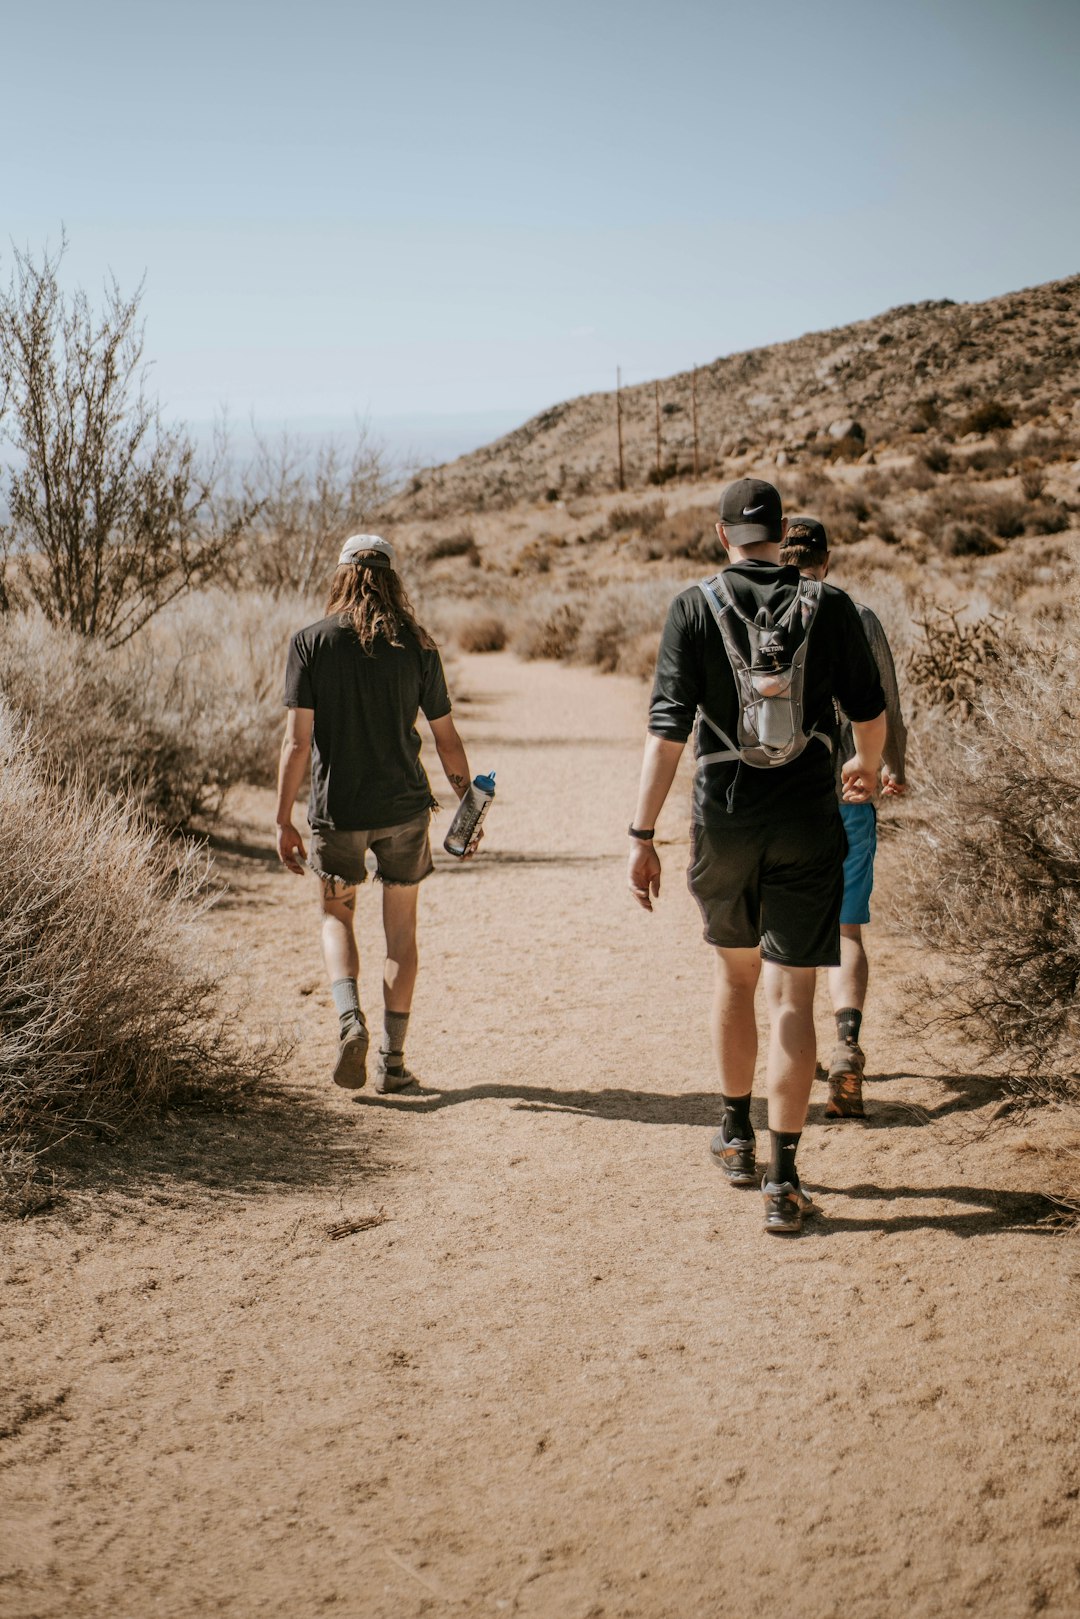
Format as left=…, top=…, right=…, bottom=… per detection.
left=696, top=572, right=832, bottom=769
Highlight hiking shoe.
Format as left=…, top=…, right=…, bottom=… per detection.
left=709, top=1126, right=757, bottom=1187
left=762, top=1180, right=818, bottom=1235
left=331, top=1020, right=369, bottom=1090
left=374, top=1059, right=418, bottom=1096
left=825, top=1040, right=865, bottom=1118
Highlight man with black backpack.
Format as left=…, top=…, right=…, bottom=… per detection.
left=627, top=479, right=886, bottom=1234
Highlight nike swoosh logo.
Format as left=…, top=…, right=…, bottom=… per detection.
left=742, top=503, right=765, bottom=517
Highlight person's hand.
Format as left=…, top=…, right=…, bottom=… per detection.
left=841, top=756, right=879, bottom=804
left=628, top=840, right=661, bottom=911
left=881, top=767, right=908, bottom=798
left=276, top=822, right=307, bottom=874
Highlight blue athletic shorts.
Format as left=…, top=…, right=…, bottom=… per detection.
left=839, top=801, right=877, bottom=926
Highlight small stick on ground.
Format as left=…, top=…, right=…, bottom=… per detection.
left=324, top=1208, right=386, bottom=1240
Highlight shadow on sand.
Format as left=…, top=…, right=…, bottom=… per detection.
left=39, top=1081, right=381, bottom=1211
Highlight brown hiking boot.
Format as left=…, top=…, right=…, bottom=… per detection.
left=332, top=1020, right=369, bottom=1090
left=824, top=1041, right=865, bottom=1118
left=374, top=1059, right=418, bottom=1095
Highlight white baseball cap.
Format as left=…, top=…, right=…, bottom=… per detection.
left=338, top=533, right=395, bottom=568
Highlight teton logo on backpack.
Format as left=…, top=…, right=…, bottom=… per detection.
left=696, top=572, right=833, bottom=769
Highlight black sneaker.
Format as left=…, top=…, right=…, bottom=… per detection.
left=709, top=1126, right=757, bottom=1187
left=331, top=1020, right=369, bottom=1089
left=761, top=1179, right=818, bottom=1235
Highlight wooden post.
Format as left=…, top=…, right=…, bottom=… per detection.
left=616, top=366, right=625, bottom=491
left=691, top=365, right=700, bottom=478
left=654, top=380, right=662, bottom=482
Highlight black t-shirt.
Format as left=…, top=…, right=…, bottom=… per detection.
left=649, top=561, right=885, bottom=826
left=283, top=615, right=452, bottom=831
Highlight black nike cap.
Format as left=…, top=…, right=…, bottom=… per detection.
left=718, top=478, right=783, bottom=546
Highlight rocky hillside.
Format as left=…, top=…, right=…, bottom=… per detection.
left=389, top=275, right=1080, bottom=519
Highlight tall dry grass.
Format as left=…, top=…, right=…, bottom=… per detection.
left=0, top=704, right=284, bottom=1209
left=0, top=589, right=307, bottom=827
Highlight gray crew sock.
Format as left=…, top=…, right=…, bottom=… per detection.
left=381, top=1010, right=410, bottom=1070
left=332, top=978, right=364, bottom=1033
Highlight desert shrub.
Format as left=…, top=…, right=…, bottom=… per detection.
left=1026, top=501, right=1071, bottom=535
left=896, top=642, right=1080, bottom=1096
left=964, top=440, right=1015, bottom=476
left=0, top=705, right=283, bottom=1203
left=515, top=600, right=584, bottom=660
left=981, top=495, right=1026, bottom=539
left=608, top=500, right=666, bottom=537
left=456, top=613, right=508, bottom=653
left=940, top=521, right=1002, bottom=558
left=1020, top=466, right=1046, bottom=501
left=639, top=506, right=723, bottom=563
left=906, top=604, right=1004, bottom=717
left=0, top=593, right=292, bottom=827
left=961, top=399, right=1013, bottom=435
left=921, top=442, right=952, bottom=475
left=512, top=534, right=562, bottom=575
left=426, top=530, right=480, bottom=564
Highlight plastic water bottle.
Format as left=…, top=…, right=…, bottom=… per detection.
left=443, top=770, right=495, bottom=858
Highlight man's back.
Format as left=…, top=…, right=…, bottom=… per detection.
left=649, top=560, right=885, bottom=823
left=284, top=615, right=451, bottom=831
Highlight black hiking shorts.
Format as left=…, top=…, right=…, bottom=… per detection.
left=687, top=811, right=848, bottom=967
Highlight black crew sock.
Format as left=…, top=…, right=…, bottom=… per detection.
left=721, top=1092, right=753, bottom=1142
left=767, top=1130, right=801, bottom=1189
left=836, top=1007, right=863, bottom=1047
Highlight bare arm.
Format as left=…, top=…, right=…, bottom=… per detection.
left=628, top=734, right=686, bottom=912
left=428, top=712, right=472, bottom=800
left=275, top=708, right=313, bottom=873
left=841, top=711, right=886, bottom=805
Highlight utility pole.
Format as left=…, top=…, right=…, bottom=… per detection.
left=654, top=380, right=662, bottom=482
left=691, top=365, right=700, bottom=478
left=616, top=366, right=625, bottom=491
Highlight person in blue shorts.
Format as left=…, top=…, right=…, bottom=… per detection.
left=779, top=518, right=909, bottom=1118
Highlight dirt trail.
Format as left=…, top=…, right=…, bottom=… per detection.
left=2, top=652, right=1078, bottom=1619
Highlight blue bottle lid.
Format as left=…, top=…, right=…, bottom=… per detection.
left=474, top=770, right=496, bottom=795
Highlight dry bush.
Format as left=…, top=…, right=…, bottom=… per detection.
left=455, top=612, right=508, bottom=653
left=426, top=530, right=480, bottom=564
left=608, top=500, right=666, bottom=537
left=906, top=603, right=1005, bottom=718
left=638, top=506, right=724, bottom=563
left=0, top=706, right=284, bottom=1207
left=960, top=400, right=1013, bottom=435
left=896, top=642, right=1080, bottom=1098
left=0, top=592, right=294, bottom=827
left=515, top=580, right=675, bottom=677
left=515, top=599, right=584, bottom=661
left=941, top=520, right=1002, bottom=558
left=512, top=534, right=562, bottom=575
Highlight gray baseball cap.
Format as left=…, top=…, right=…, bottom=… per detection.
left=338, top=533, right=395, bottom=568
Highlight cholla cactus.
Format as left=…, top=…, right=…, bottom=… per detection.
left=907, top=604, right=1004, bottom=719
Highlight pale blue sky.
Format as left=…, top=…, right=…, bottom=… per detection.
left=3, top=0, right=1078, bottom=460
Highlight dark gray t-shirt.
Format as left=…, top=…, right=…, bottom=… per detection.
left=649, top=562, right=885, bottom=826
left=283, top=615, right=451, bottom=831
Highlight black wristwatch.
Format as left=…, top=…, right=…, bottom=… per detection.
left=628, top=825, right=655, bottom=841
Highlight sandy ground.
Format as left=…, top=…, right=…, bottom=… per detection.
left=2, top=652, right=1079, bottom=1619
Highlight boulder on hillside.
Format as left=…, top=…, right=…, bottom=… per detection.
left=828, top=418, right=865, bottom=442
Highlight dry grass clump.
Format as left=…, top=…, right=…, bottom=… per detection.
left=515, top=579, right=674, bottom=677
left=425, top=530, right=481, bottom=565
left=0, top=592, right=293, bottom=827
left=897, top=641, right=1080, bottom=1101
left=455, top=612, right=508, bottom=654
left=0, top=706, right=283, bottom=1208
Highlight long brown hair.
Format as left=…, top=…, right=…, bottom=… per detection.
left=325, top=555, right=437, bottom=654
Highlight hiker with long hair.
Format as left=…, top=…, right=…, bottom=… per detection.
left=276, top=534, right=479, bottom=1092
left=628, top=480, right=886, bottom=1235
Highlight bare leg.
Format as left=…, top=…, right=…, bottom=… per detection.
left=381, top=882, right=420, bottom=1014
left=320, top=880, right=359, bottom=982
left=828, top=923, right=868, bottom=1014
left=710, top=946, right=762, bottom=1096
left=762, top=961, right=817, bottom=1132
